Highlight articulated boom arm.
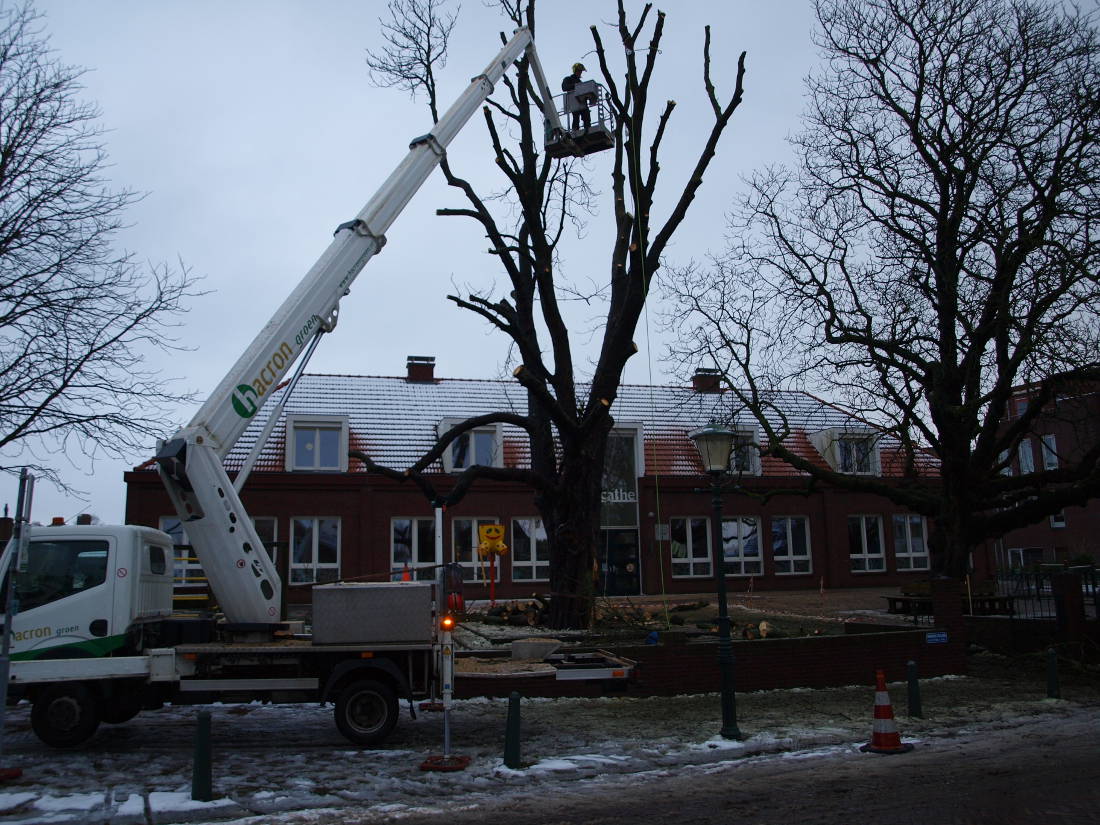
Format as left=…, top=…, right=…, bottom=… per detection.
left=156, top=28, right=554, bottom=624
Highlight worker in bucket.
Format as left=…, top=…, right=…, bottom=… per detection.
left=561, top=62, right=592, bottom=132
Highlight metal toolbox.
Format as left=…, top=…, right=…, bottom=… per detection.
left=311, top=582, right=433, bottom=644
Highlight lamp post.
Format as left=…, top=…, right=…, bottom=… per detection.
left=688, top=422, right=742, bottom=740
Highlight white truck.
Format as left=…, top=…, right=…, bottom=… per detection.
left=1, top=28, right=619, bottom=748
left=2, top=522, right=442, bottom=748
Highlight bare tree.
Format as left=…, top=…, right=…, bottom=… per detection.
left=666, top=0, right=1100, bottom=578
left=365, top=0, right=745, bottom=627
left=0, top=3, right=199, bottom=488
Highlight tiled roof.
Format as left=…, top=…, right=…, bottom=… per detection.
left=221, top=372, right=935, bottom=479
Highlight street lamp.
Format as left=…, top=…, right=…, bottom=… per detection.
left=688, top=421, right=742, bottom=740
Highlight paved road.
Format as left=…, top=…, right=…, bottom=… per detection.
left=334, top=712, right=1100, bottom=825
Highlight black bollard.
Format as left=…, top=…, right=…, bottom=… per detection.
left=503, top=691, right=522, bottom=769
left=906, top=660, right=923, bottom=718
left=1047, top=647, right=1060, bottom=699
left=192, top=710, right=213, bottom=802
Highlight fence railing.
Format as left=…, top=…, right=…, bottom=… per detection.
left=995, top=565, right=1098, bottom=621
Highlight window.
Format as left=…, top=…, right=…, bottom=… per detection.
left=147, top=544, right=167, bottom=575
left=719, top=516, right=762, bottom=575
left=453, top=517, right=501, bottom=582
left=670, top=517, right=711, bottom=578
left=511, top=518, right=550, bottom=581
left=838, top=438, right=874, bottom=474
left=253, top=516, right=278, bottom=560
left=729, top=430, right=761, bottom=476
left=892, top=515, right=930, bottom=571
left=1017, top=439, right=1035, bottom=474
left=771, top=516, right=812, bottom=575
left=286, top=415, right=349, bottom=472
left=811, top=427, right=879, bottom=475
left=391, top=517, right=437, bottom=581
left=848, top=515, right=885, bottom=572
left=159, top=516, right=202, bottom=588
left=291, top=517, right=340, bottom=584
left=439, top=419, right=502, bottom=473
left=1041, top=435, right=1058, bottom=471
left=15, top=540, right=109, bottom=611
left=1050, top=511, right=1066, bottom=528
left=998, top=449, right=1012, bottom=476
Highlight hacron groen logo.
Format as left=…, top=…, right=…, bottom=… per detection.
left=231, top=341, right=294, bottom=418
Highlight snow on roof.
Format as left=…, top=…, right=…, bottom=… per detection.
left=220, top=372, right=934, bottom=479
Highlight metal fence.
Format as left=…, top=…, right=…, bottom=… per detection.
left=995, top=565, right=1098, bottom=621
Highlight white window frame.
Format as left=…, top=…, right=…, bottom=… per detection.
left=811, top=427, right=881, bottom=475
left=510, top=517, right=550, bottom=582
left=390, top=517, right=438, bottom=581
left=1050, top=510, right=1066, bottom=528
left=285, top=414, right=349, bottom=472
left=1017, top=439, right=1035, bottom=474
left=848, top=514, right=886, bottom=572
left=720, top=516, right=762, bottom=576
left=438, top=418, right=503, bottom=473
left=159, top=516, right=203, bottom=588
left=1040, top=434, right=1059, bottom=471
left=290, top=516, right=341, bottom=584
left=771, top=515, right=812, bottom=575
left=729, top=427, right=761, bottom=477
left=452, top=517, right=502, bottom=582
left=669, top=517, right=712, bottom=579
left=892, top=514, right=930, bottom=571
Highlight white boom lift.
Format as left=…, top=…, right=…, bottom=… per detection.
left=154, top=29, right=613, bottom=624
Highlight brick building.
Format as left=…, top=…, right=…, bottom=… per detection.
left=980, top=383, right=1100, bottom=572
left=124, top=357, right=953, bottom=604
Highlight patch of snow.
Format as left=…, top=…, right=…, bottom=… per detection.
left=35, top=793, right=105, bottom=811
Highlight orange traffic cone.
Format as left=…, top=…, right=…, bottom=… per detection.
left=860, top=669, right=914, bottom=754
left=402, top=563, right=411, bottom=582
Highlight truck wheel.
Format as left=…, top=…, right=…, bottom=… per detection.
left=31, top=684, right=101, bottom=748
left=334, top=678, right=398, bottom=747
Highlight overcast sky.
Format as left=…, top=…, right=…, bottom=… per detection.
left=20, top=0, right=819, bottom=524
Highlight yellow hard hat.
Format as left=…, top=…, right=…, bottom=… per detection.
left=573, top=62, right=586, bottom=73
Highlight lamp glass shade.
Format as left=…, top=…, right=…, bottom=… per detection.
left=688, top=422, right=736, bottom=474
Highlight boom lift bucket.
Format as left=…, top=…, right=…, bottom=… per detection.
left=545, top=81, right=616, bottom=159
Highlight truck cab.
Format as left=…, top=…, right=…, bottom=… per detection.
left=0, top=524, right=175, bottom=660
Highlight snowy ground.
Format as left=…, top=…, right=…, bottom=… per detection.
left=0, top=651, right=1096, bottom=824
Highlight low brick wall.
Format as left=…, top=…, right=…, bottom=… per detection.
left=965, top=615, right=1100, bottom=656
left=455, top=626, right=966, bottom=700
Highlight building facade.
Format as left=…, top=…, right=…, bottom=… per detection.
left=124, top=358, right=955, bottom=604
left=980, top=384, right=1100, bottom=572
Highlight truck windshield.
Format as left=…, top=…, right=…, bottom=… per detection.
left=1, top=540, right=110, bottom=612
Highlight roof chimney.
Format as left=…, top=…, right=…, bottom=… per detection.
left=406, top=355, right=436, bottom=383
left=692, top=368, right=723, bottom=393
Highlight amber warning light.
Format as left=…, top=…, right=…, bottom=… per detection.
left=440, top=615, right=456, bottom=632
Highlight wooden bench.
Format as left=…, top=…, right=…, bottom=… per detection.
left=964, top=594, right=1015, bottom=616
left=884, top=595, right=933, bottom=624
left=884, top=593, right=1015, bottom=622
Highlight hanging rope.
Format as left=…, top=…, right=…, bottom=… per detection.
left=626, top=100, right=672, bottom=630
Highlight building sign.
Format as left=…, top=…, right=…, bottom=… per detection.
left=601, top=431, right=639, bottom=528
left=925, top=631, right=948, bottom=645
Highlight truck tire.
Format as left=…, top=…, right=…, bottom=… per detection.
left=31, top=683, right=101, bottom=748
left=334, top=678, right=398, bottom=747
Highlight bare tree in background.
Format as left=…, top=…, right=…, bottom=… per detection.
left=365, top=0, right=745, bottom=628
left=666, top=0, right=1100, bottom=579
left=0, top=3, right=199, bottom=489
